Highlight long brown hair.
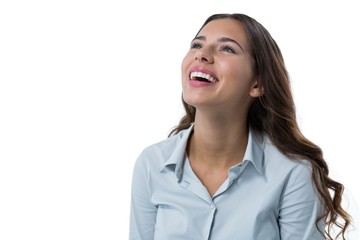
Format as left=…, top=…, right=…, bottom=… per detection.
left=169, top=13, right=351, bottom=239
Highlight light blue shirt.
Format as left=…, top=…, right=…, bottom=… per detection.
left=129, top=125, right=324, bottom=240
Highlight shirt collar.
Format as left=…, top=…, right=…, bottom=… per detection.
left=159, top=124, right=194, bottom=180
left=159, top=124, right=265, bottom=179
left=242, top=127, right=265, bottom=175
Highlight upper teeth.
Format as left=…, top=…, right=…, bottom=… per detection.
left=190, top=71, right=216, bottom=83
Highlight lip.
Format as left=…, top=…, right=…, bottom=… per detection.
left=188, top=67, right=218, bottom=82
left=188, top=79, right=215, bottom=87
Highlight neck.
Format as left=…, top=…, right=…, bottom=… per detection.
left=187, top=110, right=249, bottom=169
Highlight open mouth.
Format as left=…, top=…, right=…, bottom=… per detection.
left=190, top=71, right=217, bottom=83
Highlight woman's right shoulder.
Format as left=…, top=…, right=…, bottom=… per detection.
left=135, top=128, right=191, bottom=169
left=140, top=134, right=178, bottom=159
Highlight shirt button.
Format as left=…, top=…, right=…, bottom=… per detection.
left=210, top=204, right=215, bottom=209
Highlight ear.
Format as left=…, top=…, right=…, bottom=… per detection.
left=249, top=79, right=264, bottom=97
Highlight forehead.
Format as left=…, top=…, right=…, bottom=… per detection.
left=197, top=18, right=248, bottom=43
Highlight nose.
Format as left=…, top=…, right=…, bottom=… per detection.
left=194, top=49, right=214, bottom=63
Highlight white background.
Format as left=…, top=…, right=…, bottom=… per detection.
left=1, top=0, right=359, bottom=239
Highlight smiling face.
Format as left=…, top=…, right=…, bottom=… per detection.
left=181, top=18, right=262, bottom=114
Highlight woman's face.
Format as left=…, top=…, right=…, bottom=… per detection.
left=181, top=18, right=261, bottom=113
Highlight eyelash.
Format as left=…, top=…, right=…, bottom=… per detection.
left=190, top=42, right=236, bottom=54
left=220, top=45, right=236, bottom=54
left=190, top=42, right=202, bottom=49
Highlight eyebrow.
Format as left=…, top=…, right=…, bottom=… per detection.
left=193, top=36, right=246, bottom=52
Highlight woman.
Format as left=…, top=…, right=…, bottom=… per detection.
left=130, top=13, right=351, bottom=239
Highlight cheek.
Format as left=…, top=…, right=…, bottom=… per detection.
left=221, top=60, right=254, bottom=83
left=181, top=54, right=192, bottom=81
left=181, top=53, right=192, bottom=71
left=218, top=61, right=240, bottom=82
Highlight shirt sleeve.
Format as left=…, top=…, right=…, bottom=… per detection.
left=279, top=162, right=325, bottom=240
left=129, top=153, right=157, bottom=240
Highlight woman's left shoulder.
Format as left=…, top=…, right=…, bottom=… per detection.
left=262, top=138, right=313, bottom=178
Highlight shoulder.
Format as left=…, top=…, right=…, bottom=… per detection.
left=134, top=127, right=192, bottom=170
left=261, top=138, right=320, bottom=206
left=262, top=136, right=314, bottom=181
left=137, top=135, right=177, bottom=165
